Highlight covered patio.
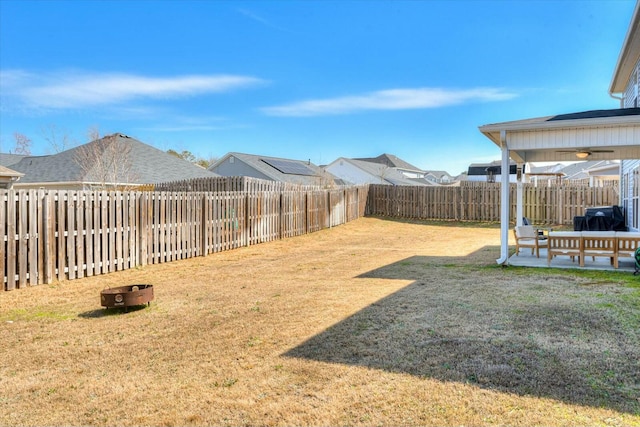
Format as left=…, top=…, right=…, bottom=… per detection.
left=479, top=108, right=640, bottom=270
left=508, top=247, right=638, bottom=272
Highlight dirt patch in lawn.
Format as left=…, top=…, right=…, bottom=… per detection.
left=0, top=216, right=638, bottom=426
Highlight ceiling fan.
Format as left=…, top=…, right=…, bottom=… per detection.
left=555, top=148, right=615, bottom=159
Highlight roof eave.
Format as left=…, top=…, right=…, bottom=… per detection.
left=479, top=113, right=640, bottom=146
left=609, top=2, right=640, bottom=94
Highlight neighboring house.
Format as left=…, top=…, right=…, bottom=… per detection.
left=585, top=161, right=621, bottom=186
left=6, top=133, right=218, bottom=190
left=527, top=160, right=620, bottom=186
left=323, top=157, right=431, bottom=186
left=354, top=153, right=426, bottom=179
left=0, top=153, right=28, bottom=167
left=466, top=160, right=519, bottom=183
left=560, top=160, right=620, bottom=183
left=424, top=170, right=455, bottom=184
left=526, top=163, right=566, bottom=186
left=610, top=2, right=640, bottom=231
left=208, top=152, right=340, bottom=186
left=0, top=165, right=24, bottom=189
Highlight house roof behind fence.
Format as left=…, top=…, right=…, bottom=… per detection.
left=10, top=133, right=218, bottom=185
left=353, top=153, right=424, bottom=172
left=0, top=153, right=28, bottom=167
left=211, top=152, right=340, bottom=185
left=339, top=158, right=431, bottom=186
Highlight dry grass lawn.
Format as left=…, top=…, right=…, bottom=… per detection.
left=1, top=217, right=639, bottom=426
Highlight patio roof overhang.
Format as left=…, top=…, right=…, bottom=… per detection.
left=478, top=108, right=640, bottom=265
left=479, top=108, right=640, bottom=163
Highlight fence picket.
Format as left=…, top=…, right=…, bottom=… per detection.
left=1, top=192, right=6, bottom=290
left=6, top=191, right=16, bottom=290
left=366, top=183, right=618, bottom=224
left=75, top=192, right=84, bottom=279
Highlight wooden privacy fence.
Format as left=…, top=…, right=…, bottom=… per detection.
left=1, top=186, right=368, bottom=291
left=366, top=182, right=619, bottom=225
left=154, top=176, right=329, bottom=192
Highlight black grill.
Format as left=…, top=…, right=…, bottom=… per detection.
left=575, top=206, right=627, bottom=231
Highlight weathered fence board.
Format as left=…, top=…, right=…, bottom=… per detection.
left=281, top=191, right=306, bottom=238
left=366, top=183, right=618, bottom=224
left=2, top=180, right=615, bottom=291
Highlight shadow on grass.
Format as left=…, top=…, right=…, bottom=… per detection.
left=79, top=304, right=149, bottom=318
left=284, top=253, right=640, bottom=415
left=364, top=215, right=502, bottom=229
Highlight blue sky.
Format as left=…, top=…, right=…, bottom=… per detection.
left=0, top=0, right=636, bottom=175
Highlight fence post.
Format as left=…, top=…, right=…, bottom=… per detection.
left=42, top=190, right=53, bottom=283
left=558, top=186, right=564, bottom=225
left=279, top=191, right=284, bottom=240
left=201, top=193, right=208, bottom=256
left=140, top=192, right=148, bottom=266
left=328, top=191, right=332, bottom=228
left=245, top=193, right=250, bottom=247
left=7, top=190, right=17, bottom=290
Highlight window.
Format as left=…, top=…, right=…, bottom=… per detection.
left=633, top=169, right=639, bottom=230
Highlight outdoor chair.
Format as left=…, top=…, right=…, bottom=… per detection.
left=514, top=225, right=548, bottom=258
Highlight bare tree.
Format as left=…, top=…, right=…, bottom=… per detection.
left=167, top=149, right=216, bottom=168
left=40, top=124, right=76, bottom=153
left=166, top=149, right=197, bottom=163
left=86, top=125, right=101, bottom=142
left=377, top=165, right=391, bottom=184
left=13, top=132, right=31, bottom=155
left=74, top=134, right=138, bottom=190
left=195, top=157, right=215, bottom=169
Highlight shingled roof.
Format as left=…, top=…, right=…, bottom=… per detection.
left=210, top=152, right=340, bottom=186
left=10, top=133, right=217, bottom=186
left=326, top=157, right=431, bottom=186
left=353, top=153, right=423, bottom=172
left=0, top=153, right=27, bottom=167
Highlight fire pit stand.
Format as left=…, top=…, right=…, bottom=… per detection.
left=100, top=284, right=154, bottom=311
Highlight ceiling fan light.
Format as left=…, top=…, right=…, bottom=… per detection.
left=576, top=151, right=591, bottom=159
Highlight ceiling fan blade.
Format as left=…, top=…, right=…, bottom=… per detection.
left=555, top=149, right=614, bottom=153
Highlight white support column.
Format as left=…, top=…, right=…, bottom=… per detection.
left=497, top=130, right=510, bottom=265
left=516, top=162, right=524, bottom=226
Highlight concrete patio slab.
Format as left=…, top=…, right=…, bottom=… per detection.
left=508, top=248, right=638, bottom=273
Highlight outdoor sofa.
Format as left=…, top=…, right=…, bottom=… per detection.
left=547, top=231, right=640, bottom=268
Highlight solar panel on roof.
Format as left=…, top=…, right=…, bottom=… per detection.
left=261, top=158, right=317, bottom=176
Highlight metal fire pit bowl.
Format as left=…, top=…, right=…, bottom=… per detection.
left=100, top=284, right=154, bottom=311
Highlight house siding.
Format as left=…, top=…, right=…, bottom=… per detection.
left=621, top=59, right=640, bottom=231
left=325, top=161, right=385, bottom=184
left=621, top=159, right=639, bottom=231
left=622, top=58, right=640, bottom=108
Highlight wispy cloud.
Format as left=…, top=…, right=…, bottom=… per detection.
left=134, top=114, right=248, bottom=133
left=237, top=8, right=292, bottom=33
left=261, top=87, right=518, bottom=117
left=0, top=69, right=266, bottom=111
left=135, top=125, right=227, bottom=132
left=136, top=121, right=247, bottom=133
